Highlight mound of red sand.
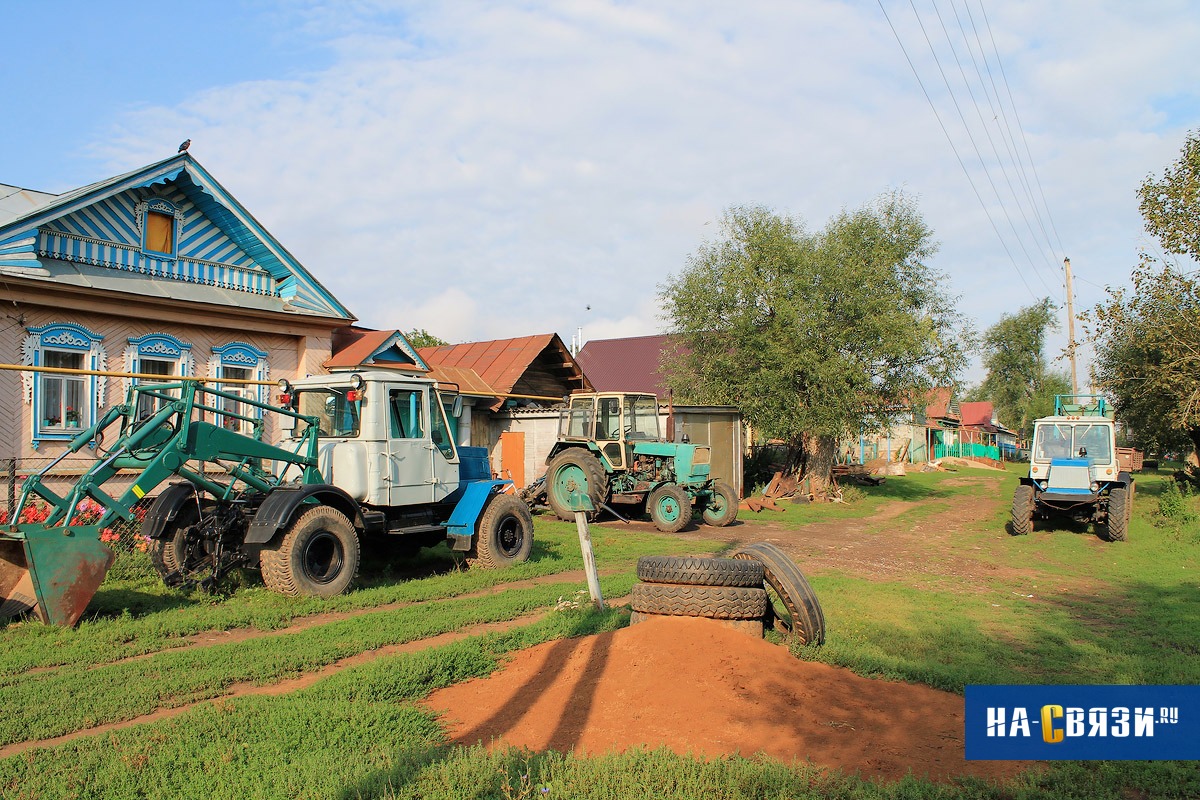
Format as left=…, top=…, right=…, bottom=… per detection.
left=425, top=615, right=1028, bottom=784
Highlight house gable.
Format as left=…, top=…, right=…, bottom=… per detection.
left=325, top=328, right=430, bottom=372
left=0, top=154, right=352, bottom=321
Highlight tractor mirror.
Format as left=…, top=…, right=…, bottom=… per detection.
left=451, top=395, right=463, bottom=418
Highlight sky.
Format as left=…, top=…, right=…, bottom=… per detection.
left=4, top=0, right=1199, bottom=387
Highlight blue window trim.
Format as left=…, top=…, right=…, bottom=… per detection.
left=139, top=197, right=180, bottom=259
left=213, top=341, right=270, bottom=416
left=128, top=333, right=192, bottom=375
left=28, top=323, right=105, bottom=447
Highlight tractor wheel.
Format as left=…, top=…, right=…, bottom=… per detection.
left=630, top=583, right=767, bottom=619
left=648, top=483, right=692, bottom=533
left=1105, top=487, right=1129, bottom=542
left=545, top=449, right=607, bottom=522
left=146, top=503, right=207, bottom=583
left=636, top=555, right=763, bottom=587
left=260, top=505, right=360, bottom=597
left=468, top=494, right=534, bottom=569
left=1010, top=485, right=1035, bottom=536
left=701, top=480, right=739, bottom=527
left=732, top=542, right=825, bottom=645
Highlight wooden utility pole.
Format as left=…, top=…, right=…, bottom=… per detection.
left=1064, top=257, right=1079, bottom=395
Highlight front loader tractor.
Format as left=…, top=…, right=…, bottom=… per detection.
left=543, top=392, right=738, bottom=532
left=1010, top=395, right=1133, bottom=542
left=0, top=370, right=533, bottom=626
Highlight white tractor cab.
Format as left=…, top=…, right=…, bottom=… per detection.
left=1011, top=395, right=1133, bottom=541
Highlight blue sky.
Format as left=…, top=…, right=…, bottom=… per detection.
left=4, top=1, right=1199, bottom=385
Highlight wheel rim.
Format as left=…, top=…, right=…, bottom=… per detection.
left=657, top=495, right=681, bottom=523
left=710, top=493, right=726, bottom=516
left=496, top=514, right=524, bottom=557
left=302, top=531, right=344, bottom=584
left=552, top=464, right=588, bottom=507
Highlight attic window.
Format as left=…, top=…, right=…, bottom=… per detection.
left=137, top=198, right=180, bottom=258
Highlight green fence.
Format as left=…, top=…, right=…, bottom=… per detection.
left=934, top=443, right=1000, bottom=461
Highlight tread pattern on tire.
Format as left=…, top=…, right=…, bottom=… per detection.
left=630, top=582, right=767, bottom=619
left=545, top=448, right=607, bottom=522
left=636, top=555, right=763, bottom=587
left=467, top=494, right=534, bottom=568
left=731, top=542, right=825, bottom=645
left=1010, top=484, right=1034, bottom=536
left=260, top=505, right=360, bottom=597
left=1105, top=487, right=1129, bottom=542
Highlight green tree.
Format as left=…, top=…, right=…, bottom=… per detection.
left=659, top=194, right=968, bottom=490
left=405, top=328, right=448, bottom=349
left=974, top=299, right=1063, bottom=441
left=1090, top=256, right=1200, bottom=458
left=1139, top=129, right=1200, bottom=262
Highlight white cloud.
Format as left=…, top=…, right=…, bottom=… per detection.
left=84, top=0, right=1200, bottom=384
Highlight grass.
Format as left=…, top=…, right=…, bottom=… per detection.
left=2, top=471, right=1199, bottom=799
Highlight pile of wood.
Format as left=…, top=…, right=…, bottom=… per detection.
left=739, top=466, right=884, bottom=513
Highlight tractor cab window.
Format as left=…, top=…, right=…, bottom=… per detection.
left=429, top=395, right=456, bottom=459
left=624, top=395, right=660, bottom=440
left=1073, top=424, right=1111, bottom=463
left=596, top=397, right=621, bottom=440
left=389, top=389, right=425, bottom=439
left=296, top=388, right=360, bottom=438
left=1034, top=424, right=1074, bottom=461
left=561, top=396, right=595, bottom=439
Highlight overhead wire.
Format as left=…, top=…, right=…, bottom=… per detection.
left=876, top=0, right=1039, bottom=302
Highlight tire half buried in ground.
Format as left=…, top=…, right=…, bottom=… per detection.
left=732, top=541, right=825, bottom=645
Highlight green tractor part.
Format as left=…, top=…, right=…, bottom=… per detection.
left=543, top=392, right=739, bottom=533
left=0, top=525, right=114, bottom=627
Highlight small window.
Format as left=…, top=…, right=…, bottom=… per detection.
left=41, top=350, right=86, bottom=431
left=430, top=396, right=456, bottom=459
left=389, top=389, right=425, bottom=439
left=219, top=366, right=253, bottom=432
left=297, top=388, right=360, bottom=438
left=145, top=211, right=174, bottom=254
left=23, top=322, right=108, bottom=445
left=210, top=342, right=270, bottom=435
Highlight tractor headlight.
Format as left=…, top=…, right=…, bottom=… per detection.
left=1090, top=481, right=1100, bottom=492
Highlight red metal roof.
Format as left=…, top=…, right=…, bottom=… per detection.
left=958, top=401, right=994, bottom=428
left=324, top=327, right=427, bottom=371
left=575, top=334, right=680, bottom=395
left=922, top=387, right=960, bottom=421
left=418, top=333, right=585, bottom=397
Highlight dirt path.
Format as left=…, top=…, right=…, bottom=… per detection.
left=426, top=615, right=1030, bottom=784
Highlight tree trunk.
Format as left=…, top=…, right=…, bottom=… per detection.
left=1186, top=427, right=1200, bottom=485
left=801, top=431, right=837, bottom=497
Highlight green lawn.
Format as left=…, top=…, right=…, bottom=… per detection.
left=2, top=468, right=1198, bottom=799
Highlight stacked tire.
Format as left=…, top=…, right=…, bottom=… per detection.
left=630, top=555, right=768, bottom=636
left=731, top=542, right=826, bottom=646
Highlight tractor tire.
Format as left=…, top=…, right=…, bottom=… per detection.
left=732, top=542, right=825, bottom=645
left=260, top=505, right=360, bottom=597
left=468, top=494, right=534, bottom=569
left=146, top=503, right=206, bottom=583
left=630, top=582, right=767, bottom=620
left=636, top=555, right=764, bottom=588
left=648, top=483, right=692, bottom=533
left=701, top=480, right=739, bottom=528
left=545, top=449, right=607, bottom=522
left=1010, top=484, right=1035, bottom=536
left=1105, top=487, right=1129, bottom=542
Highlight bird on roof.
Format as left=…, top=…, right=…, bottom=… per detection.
left=178, top=139, right=191, bottom=153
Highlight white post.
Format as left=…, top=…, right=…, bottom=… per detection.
left=574, top=511, right=605, bottom=609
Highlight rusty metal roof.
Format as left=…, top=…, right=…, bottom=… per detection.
left=324, top=328, right=429, bottom=372
left=958, top=401, right=994, bottom=428
left=418, top=333, right=587, bottom=397
left=424, top=363, right=496, bottom=397
left=575, top=334, right=680, bottom=396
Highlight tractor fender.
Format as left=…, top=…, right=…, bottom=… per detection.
left=444, top=479, right=510, bottom=551
left=545, top=442, right=614, bottom=471
left=246, top=484, right=363, bottom=545
left=142, top=483, right=205, bottom=540
left=1116, top=471, right=1133, bottom=489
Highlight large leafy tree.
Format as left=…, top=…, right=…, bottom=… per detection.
left=974, top=299, right=1065, bottom=441
left=659, top=194, right=968, bottom=490
left=1090, top=129, right=1200, bottom=461
left=405, top=328, right=448, bottom=349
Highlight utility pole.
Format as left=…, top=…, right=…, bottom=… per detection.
left=1064, top=257, right=1079, bottom=395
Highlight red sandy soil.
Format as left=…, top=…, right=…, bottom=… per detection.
left=426, top=614, right=1030, bottom=784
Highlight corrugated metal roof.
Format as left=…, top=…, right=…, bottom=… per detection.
left=958, top=401, right=994, bottom=428
left=418, top=334, right=560, bottom=395
left=324, top=328, right=428, bottom=371
left=0, top=184, right=58, bottom=225
left=575, top=334, right=679, bottom=395
left=923, top=387, right=960, bottom=421
left=424, top=363, right=496, bottom=397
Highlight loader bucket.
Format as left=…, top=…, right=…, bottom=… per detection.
left=0, top=526, right=115, bottom=627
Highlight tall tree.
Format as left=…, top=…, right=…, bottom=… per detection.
left=659, top=194, right=968, bottom=491
left=405, top=328, right=448, bottom=349
left=975, top=299, right=1062, bottom=441
left=1090, top=129, right=1200, bottom=463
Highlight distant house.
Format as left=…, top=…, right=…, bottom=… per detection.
left=851, top=388, right=961, bottom=464
left=959, top=401, right=1018, bottom=459
left=0, top=154, right=354, bottom=495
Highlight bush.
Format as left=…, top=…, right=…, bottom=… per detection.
left=1156, top=479, right=1198, bottom=528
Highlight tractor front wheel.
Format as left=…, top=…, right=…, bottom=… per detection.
left=1010, top=485, right=1034, bottom=536
left=701, top=480, right=739, bottom=527
left=261, top=505, right=360, bottom=597
left=545, top=449, right=607, bottom=522
left=1105, top=487, right=1129, bottom=542
left=648, top=484, right=692, bottom=533
left=469, top=494, right=534, bottom=568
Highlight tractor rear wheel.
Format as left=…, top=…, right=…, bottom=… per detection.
left=260, top=505, right=360, bottom=597
left=648, top=483, right=692, bottom=533
left=545, top=449, right=607, bottom=522
left=468, top=494, right=534, bottom=568
left=701, top=480, right=739, bottom=527
left=147, top=503, right=207, bottom=583
left=1010, top=485, right=1035, bottom=536
left=1105, top=487, right=1129, bottom=542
